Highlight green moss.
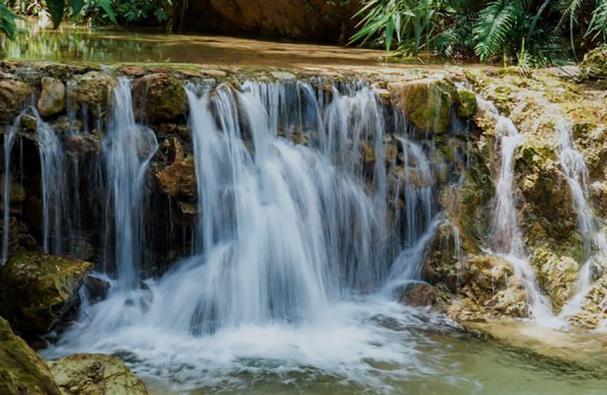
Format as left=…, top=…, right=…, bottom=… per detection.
left=455, top=88, right=477, bottom=118
left=0, top=252, right=92, bottom=338
left=398, top=79, right=454, bottom=134
left=0, top=317, right=61, bottom=395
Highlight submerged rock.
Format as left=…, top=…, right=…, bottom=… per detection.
left=37, top=77, right=66, bottom=118
left=0, top=317, right=61, bottom=395
left=0, top=252, right=92, bottom=339
left=48, top=353, right=149, bottom=395
left=132, top=73, right=187, bottom=123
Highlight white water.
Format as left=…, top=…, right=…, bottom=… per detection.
left=478, top=98, right=556, bottom=325
left=102, top=78, right=158, bottom=290
left=556, top=119, right=607, bottom=318
left=44, top=80, right=446, bottom=391
left=1, top=115, right=21, bottom=265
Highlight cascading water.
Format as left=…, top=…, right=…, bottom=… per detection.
left=1, top=115, right=20, bottom=265
left=477, top=98, right=556, bottom=324
left=101, top=78, right=158, bottom=290
left=44, top=79, right=448, bottom=391
left=556, top=118, right=607, bottom=317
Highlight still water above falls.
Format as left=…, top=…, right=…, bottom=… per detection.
left=1, top=59, right=607, bottom=394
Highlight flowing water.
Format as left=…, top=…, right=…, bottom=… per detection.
left=1, top=115, right=21, bottom=265
left=477, top=98, right=557, bottom=325
left=556, top=119, right=607, bottom=317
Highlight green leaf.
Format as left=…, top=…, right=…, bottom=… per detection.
left=46, top=0, right=65, bottom=28
left=69, top=0, right=85, bottom=15
left=96, top=0, right=117, bottom=24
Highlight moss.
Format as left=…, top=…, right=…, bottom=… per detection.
left=0, top=252, right=92, bottom=338
left=394, top=78, right=454, bottom=134
left=580, top=45, right=607, bottom=80
left=455, top=88, right=477, bottom=118
left=0, top=317, right=61, bottom=395
left=48, top=354, right=149, bottom=395
left=132, top=73, right=188, bottom=123
left=67, top=72, right=117, bottom=117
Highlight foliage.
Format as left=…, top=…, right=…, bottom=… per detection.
left=0, top=1, right=17, bottom=39
left=352, top=0, right=607, bottom=64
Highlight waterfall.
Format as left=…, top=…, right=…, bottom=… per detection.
left=34, top=109, right=68, bottom=255
left=478, top=98, right=556, bottom=324
left=556, top=119, right=607, bottom=317
left=1, top=115, right=20, bottom=265
left=44, top=80, right=446, bottom=386
left=102, top=78, right=158, bottom=290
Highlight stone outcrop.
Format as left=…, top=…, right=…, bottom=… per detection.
left=0, top=252, right=92, bottom=339
left=0, top=78, right=32, bottom=122
left=581, top=45, right=607, bottom=80
left=48, top=354, right=149, bottom=395
left=67, top=72, right=117, bottom=118
left=0, top=317, right=61, bottom=395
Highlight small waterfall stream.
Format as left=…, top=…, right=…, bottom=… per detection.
left=1, top=115, right=20, bottom=265
left=556, top=119, right=607, bottom=317
left=478, top=98, right=556, bottom=324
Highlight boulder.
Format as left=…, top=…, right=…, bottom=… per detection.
left=0, top=79, right=32, bottom=122
left=455, top=88, right=477, bottom=118
left=0, top=252, right=92, bottom=338
left=400, top=283, right=436, bottom=307
left=390, top=79, right=454, bottom=134
left=37, top=77, right=65, bottom=118
left=67, top=72, right=117, bottom=117
left=153, top=137, right=196, bottom=199
left=132, top=73, right=187, bottom=123
left=48, top=354, right=149, bottom=395
left=0, top=317, right=61, bottom=395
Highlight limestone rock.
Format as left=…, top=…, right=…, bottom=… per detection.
left=48, top=353, right=149, bottom=395
left=0, top=317, right=61, bottom=395
left=400, top=283, right=436, bottom=307
left=153, top=137, right=196, bottom=199
left=67, top=72, right=117, bottom=117
left=132, top=73, right=187, bottom=123
left=37, top=77, right=65, bottom=118
left=0, top=252, right=92, bottom=338
left=0, top=79, right=32, bottom=122
left=455, top=88, right=477, bottom=118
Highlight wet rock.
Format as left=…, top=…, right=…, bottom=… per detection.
left=532, top=248, right=579, bottom=311
left=20, top=114, right=38, bottom=131
left=37, top=77, right=66, bottom=118
left=120, top=65, right=147, bottom=77
left=153, top=138, right=196, bottom=199
left=67, top=72, right=117, bottom=117
left=0, top=317, right=61, bottom=395
left=132, top=73, right=187, bottom=123
left=400, top=283, right=436, bottom=307
left=176, top=201, right=197, bottom=225
left=455, top=88, right=477, bottom=118
left=63, top=134, right=101, bottom=157
left=568, top=276, right=607, bottom=329
left=0, top=252, right=92, bottom=338
left=48, top=353, right=149, bottom=395
left=0, top=79, right=32, bottom=122
left=580, top=45, right=607, bottom=80
left=390, top=78, right=454, bottom=134
left=83, top=276, right=111, bottom=304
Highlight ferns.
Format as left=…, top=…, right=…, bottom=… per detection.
left=0, top=1, right=17, bottom=39
left=352, top=0, right=607, bottom=64
left=473, top=1, right=520, bottom=61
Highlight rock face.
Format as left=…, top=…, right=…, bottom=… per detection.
left=132, top=73, right=187, bottom=123
left=0, top=252, right=92, bottom=339
left=0, top=317, right=61, bottom=395
left=37, top=77, right=66, bottom=118
left=48, top=354, right=149, bottom=395
left=173, top=0, right=360, bottom=43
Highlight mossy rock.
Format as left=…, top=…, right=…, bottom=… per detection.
left=455, top=88, right=477, bottom=118
left=391, top=78, right=454, bottom=134
left=48, top=354, right=149, bottom=395
left=132, top=73, right=188, bottom=123
left=0, top=252, right=92, bottom=339
left=580, top=45, right=607, bottom=80
left=0, top=316, right=61, bottom=395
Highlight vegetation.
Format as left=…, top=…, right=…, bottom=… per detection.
left=351, top=0, right=607, bottom=65
left=0, top=1, right=17, bottom=39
